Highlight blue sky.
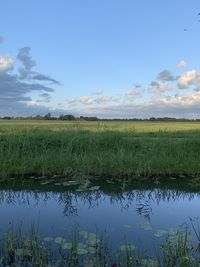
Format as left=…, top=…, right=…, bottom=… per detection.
left=0, top=0, right=200, bottom=118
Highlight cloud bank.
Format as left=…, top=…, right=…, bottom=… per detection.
left=0, top=40, right=199, bottom=120
left=0, top=40, right=60, bottom=116
left=65, top=61, right=200, bottom=119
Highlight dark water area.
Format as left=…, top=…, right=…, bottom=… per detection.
left=0, top=179, right=200, bottom=254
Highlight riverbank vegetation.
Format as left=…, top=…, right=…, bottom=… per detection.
left=0, top=120, right=200, bottom=179
left=0, top=222, right=200, bottom=267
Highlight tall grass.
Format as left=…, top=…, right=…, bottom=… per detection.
left=1, top=121, right=200, bottom=179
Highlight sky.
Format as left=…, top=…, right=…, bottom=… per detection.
left=0, top=0, right=200, bottom=118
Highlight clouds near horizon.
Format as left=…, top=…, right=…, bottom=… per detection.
left=64, top=62, right=200, bottom=119
left=0, top=37, right=200, bottom=119
left=0, top=55, right=13, bottom=72
left=0, top=40, right=60, bottom=116
left=178, top=70, right=200, bottom=90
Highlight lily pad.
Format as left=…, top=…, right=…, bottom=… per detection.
left=55, top=237, right=66, bottom=244
left=87, top=238, right=97, bottom=246
left=79, top=230, right=88, bottom=239
left=87, top=247, right=96, bottom=254
left=80, top=231, right=98, bottom=245
left=140, top=222, right=152, bottom=231
left=83, top=232, right=99, bottom=246
left=77, top=242, right=86, bottom=249
left=76, top=188, right=88, bottom=192
left=86, top=235, right=97, bottom=245
left=62, top=242, right=72, bottom=249
left=68, top=180, right=79, bottom=185
left=89, top=186, right=100, bottom=191
left=154, top=230, right=168, bottom=238
left=40, top=181, right=50, bottom=185
left=120, top=245, right=135, bottom=252
left=106, top=180, right=115, bottom=184
left=62, top=182, right=70, bottom=186
left=54, top=183, right=62, bottom=186
left=178, top=174, right=186, bottom=178
left=169, top=227, right=179, bottom=235
left=77, top=248, right=88, bottom=255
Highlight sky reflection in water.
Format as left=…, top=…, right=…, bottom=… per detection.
left=0, top=186, right=200, bottom=252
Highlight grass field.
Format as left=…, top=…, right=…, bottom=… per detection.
left=1, top=119, right=200, bottom=132
left=0, top=120, right=200, bottom=179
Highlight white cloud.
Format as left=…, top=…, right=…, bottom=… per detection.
left=157, top=91, right=200, bottom=106
left=72, top=90, right=200, bottom=119
left=26, top=100, right=39, bottom=107
left=67, top=95, right=116, bottom=107
left=126, top=88, right=142, bottom=99
left=149, top=81, right=176, bottom=95
left=80, top=96, right=93, bottom=105
left=0, top=55, right=14, bottom=72
left=1, top=40, right=200, bottom=119
left=0, top=46, right=59, bottom=117
left=177, top=60, right=187, bottom=69
left=95, top=96, right=113, bottom=104
left=178, top=70, right=200, bottom=89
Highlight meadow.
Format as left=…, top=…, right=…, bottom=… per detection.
left=0, top=120, right=200, bottom=180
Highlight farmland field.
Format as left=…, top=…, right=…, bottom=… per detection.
left=1, top=119, right=200, bottom=132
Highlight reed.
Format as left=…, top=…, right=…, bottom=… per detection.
left=0, top=125, right=200, bottom=179
left=1, top=120, right=200, bottom=179
left=0, top=223, right=200, bottom=267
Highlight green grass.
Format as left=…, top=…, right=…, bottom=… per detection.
left=1, top=119, right=200, bottom=132
left=1, top=120, right=200, bottom=179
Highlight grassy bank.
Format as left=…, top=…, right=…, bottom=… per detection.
left=0, top=223, right=200, bottom=267
left=0, top=120, right=200, bottom=179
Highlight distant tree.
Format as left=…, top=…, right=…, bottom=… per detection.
left=34, top=115, right=43, bottom=120
left=44, top=112, right=51, bottom=120
left=63, top=114, right=75, bottom=120
left=59, top=114, right=64, bottom=120
left=149, top=117, right=156, bottom=121
left=80, top=116, right=98, bottom=121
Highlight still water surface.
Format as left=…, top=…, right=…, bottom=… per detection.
left=0, top=181, right=200, bottom=252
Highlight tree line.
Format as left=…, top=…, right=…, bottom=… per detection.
left=1, top=113, right=200, bottom=122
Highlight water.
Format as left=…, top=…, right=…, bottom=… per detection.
left=0, top=179, right=200, bottom=253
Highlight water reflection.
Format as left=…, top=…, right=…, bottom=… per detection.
left=0, top=186, right=199, bottom=220
left=0, top=182, right=200, bottom=252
